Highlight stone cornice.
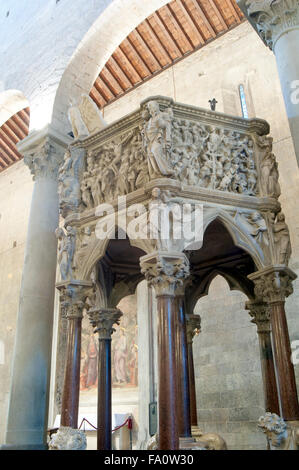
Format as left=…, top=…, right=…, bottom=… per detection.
left=238, top=0, right=299, bottom=51
left=70, top=95, right=270, bottom=152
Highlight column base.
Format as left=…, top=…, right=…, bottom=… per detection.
left=0, top=444, right=48, bottom=450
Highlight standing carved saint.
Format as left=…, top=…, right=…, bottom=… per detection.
left=55, top=226, right=76, bottom=280
left=142, top=101, right=175, bottom=178
left=273, top=212, right=292, bottom=265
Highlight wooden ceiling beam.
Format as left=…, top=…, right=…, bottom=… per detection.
left=149, top=12, right=182, bottom=59
left=113, top=48, right=143, bottom=84
left=106, top=57, right=134, bottom=90
left=162, top=3, right=194, bottom=51
left=0, top=141, right=17, bottom=164
left=174, top=0, right=205, bottom=46
left=209, top=0, right=229, bottom=30
left=0, top=129, right=21, bottom=158
left=95, top=76, right=116, bottom=102
left=141, top=20, right=173, bottom=64
left=1, top=123, right=19, bottom=144
left=89, top=87, right=107, bottom=109
left=100, top=66, right=125, bottom=95
left=5, top=119, right=26, bottom=140
left=120, top=38, right=152, bottom=77
left=129, top=29, right=162, bottom=70
left=188, top=0, right=216, bottom=38
left=11, top=114, right=28, bottom=136
left=227, top=0, right=243, bottom=22
left=18, top=109, right=30, bottom=127
left=0, top=153, right=10, bottom=168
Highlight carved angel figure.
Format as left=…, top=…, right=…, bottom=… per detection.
left=142, top=100, right=175, bottom=178
left=55, top=226, right=76, bottom=280
left=68, top=94, right=106, bottom=139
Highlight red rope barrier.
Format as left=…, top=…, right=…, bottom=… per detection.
left=78, top=416, right=132, bottom=432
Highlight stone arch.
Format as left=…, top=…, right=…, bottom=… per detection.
left=203, top=208, right=265, bottom=270
left=51, top=0, right=170, bottom=133
left=0, top=89, right=29, bottom=127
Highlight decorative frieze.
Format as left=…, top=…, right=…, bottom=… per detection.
left=241, top=0, right=299, bottom=51
left=140, top=251, right=190, bottom=297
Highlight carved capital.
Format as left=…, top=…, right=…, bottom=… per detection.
left=88, top=308, right=123, bottom=340
left=18, top=127, right=71, bottom=182
left=140, top=251, right=190, bottom=296
left=240, top=0, right=299, bottom=51
left=245, top=301, right=271, bottom=333
left=186, top=314, right=201, bottom=344
left=248, top=266, right=297, bottom=303
left=57, top=281, right=94, bottom=320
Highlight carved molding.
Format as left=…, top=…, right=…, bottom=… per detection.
left=88, top=307, right=122, bottom=340
left=186, top=314, right=202, bottom=344
left=140, top=251, right=190, bottom=296
left=245, top=300, right=271, bottom=333
left=248, top=266, right=297, bottom=303
left=241, top=0, right=299, bottom=51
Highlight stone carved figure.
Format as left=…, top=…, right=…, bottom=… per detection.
left=142, top=100, right=175, bottom=178
left=55, top=226, right=76, bottom=280
left=258, top=136, right=281, bottom=198
left=273, top=212, right=292, bottom=265
left=258, top=413, right=299, bottom=450
left=68, top=94, right=106, bottom=139
left=58, top=148, right=85, bottom=217
left=48, top=426, right=87, bottom=450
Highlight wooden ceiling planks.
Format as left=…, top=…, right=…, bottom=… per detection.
left=0, top=107, right=30, bottom=173
left=90, top=0, right=244, bottom=110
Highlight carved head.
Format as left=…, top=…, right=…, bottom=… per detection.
left=258, top=413, right=288, bottom=448
left=147, top=100, right=160, bottom=116
left=152, top=187, right=161, bottom=199
left=276, top=212, right=285, bottom=223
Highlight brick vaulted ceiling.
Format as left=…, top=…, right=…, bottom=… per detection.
left=90, top=0, right=244, bottom=109
left=0, top=108, right=30, bottom=172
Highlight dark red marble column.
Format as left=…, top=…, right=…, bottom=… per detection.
left=175, top=295, right=191, bottom=438
left=88, top=308, right=122, bottom=450
left=157, top=295, right=179, bottom=450
left=186, top=314, right=201, bottom=428
left=60, top=313, right=83, bottom=428
left=270, top=301, right=299, bottom=420
left=246, top=301, right=280, bottom=415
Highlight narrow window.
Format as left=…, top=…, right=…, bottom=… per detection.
left=239, top=84, right=249, bottom=119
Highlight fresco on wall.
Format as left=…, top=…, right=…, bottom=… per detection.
left=80, top=294, right=138, bottom=392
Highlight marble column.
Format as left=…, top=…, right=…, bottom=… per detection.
left=238, top=0, right=299, bottom=165
left=246, top=301, right=280, bottom=415
left=88, top=307, right=123, bottom=450
left=249, top=266, right=299, bottom=421
left=175, top=293, right=191, bottom=438
left=140, top=251, right=190, bottom=450
left=186, top=314, right=201, bottom=430
left=4, top=127, right=70, bottom=449
left=57, top=282, right=92, bottom=429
